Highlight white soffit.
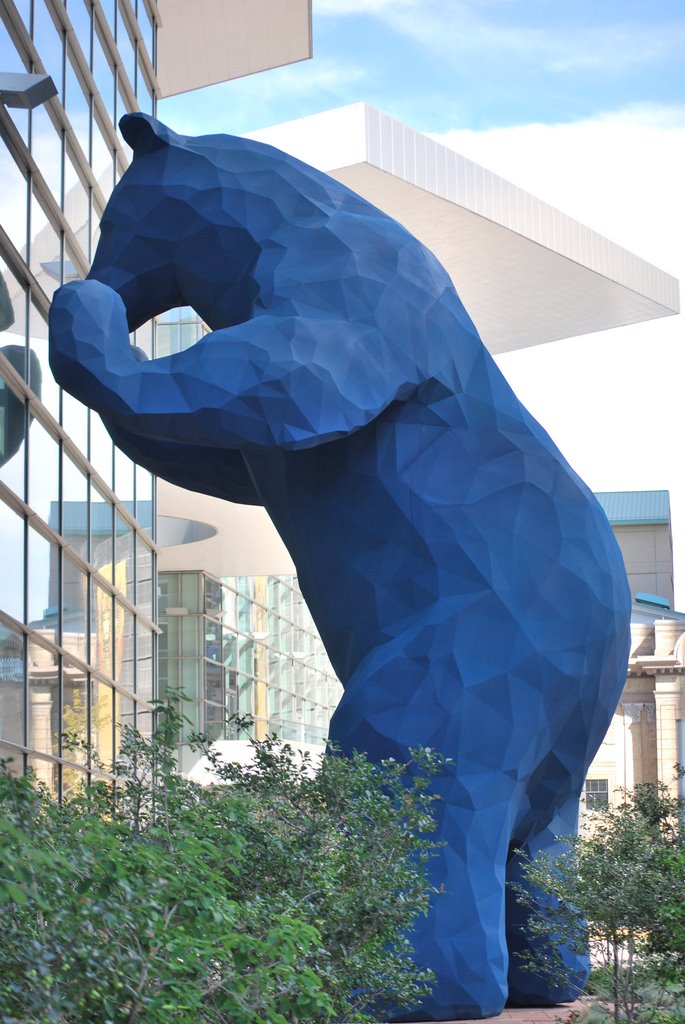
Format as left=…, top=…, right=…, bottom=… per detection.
left=246, top=104, right=680, bottom=355
left=156, top=0, right=312, bottom=99
left=157, top=480, right=296, bottom=576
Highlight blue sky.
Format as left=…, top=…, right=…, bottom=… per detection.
left=161, top=0, right=685, bottom=135
left=162, top=2, right=685, bottom=606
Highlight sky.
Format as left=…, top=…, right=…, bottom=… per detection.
left=161, top=0, right=685, bottom=606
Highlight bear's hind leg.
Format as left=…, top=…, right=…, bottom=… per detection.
left=329, top=654, right=515, bottom=1021
left=505, top=792, right=589, bottom=1007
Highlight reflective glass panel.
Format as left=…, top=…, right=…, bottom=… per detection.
left=135, top=532, right=152, bottom=617
left=28, top=753, right=58, bottom=795
left=29, top=299, right=60, bottom=418
left=27, top=526, right=59, bottom=640
left=0, top=371, right=27, bottom=500
left=62, top=453, right=89, bottom=557
left=62, top=655, right=88, bottom=750
left=89, top=411, right=113, bottom=487
left=91, top=580, right=113, bottom=677
left=61, top=391, right=88, bottom=451
left=92, top=30, right=115, bottom=125
left=116, top=7, right=136, bottom=92
left=62, top=553, right=88, bottom=665
left=181, top=573, right=200, bottom=613
left=92, top=119, right=113, bottom=199
left=92, top=678, right=113, bottom=769
left=114, top=445, right=134, bottom=507
left=136, top=619, right=153, bottom=701
left=0, top=502, right=24, bottom=621
left=63, top=151, right=90, bottom=253
left=115, top=510, right=134, bottom=603
left=115, top=602, right=134, bottom=691
left=0, top=623, right=25, bottom=747
left=137, top=0, right=154, bottom=63
left=91, top=484, right=113, bottom=577
left=65, top=53, right=91, bottom=174
left=28, top=636, right=59, bottom=758
left=68, top=0, right=92, bottom=65
left=28, top=419, right=59, bottom=526
left=29, top=190, right=62, bottom=304
left=30, top=104, right=63, bottom=210
left=135, top=466, right=152, bottom=532
left=115, top=689, right=135, bottom=755
left=33, top=0, right=66, bottom=99
left=0, top=144, right=28, bottom=254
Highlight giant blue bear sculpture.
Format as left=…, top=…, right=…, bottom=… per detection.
left=49, top=114, right=631, bottom=1021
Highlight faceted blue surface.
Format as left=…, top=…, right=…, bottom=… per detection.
left=49, top=114, right=631, bottom=1020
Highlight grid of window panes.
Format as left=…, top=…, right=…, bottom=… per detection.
left=585, top=778, right=610, bottom=810
left=158, top=572, right=343, bottom=746
left=0, top=0, right=160, bottom=796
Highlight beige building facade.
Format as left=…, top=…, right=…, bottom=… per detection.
left=586, top=492, right=685, bottom=805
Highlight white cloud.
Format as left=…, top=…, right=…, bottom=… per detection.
left=162, top=59, right=369, bottom=137
left=315, top=0, right=685, bottom=76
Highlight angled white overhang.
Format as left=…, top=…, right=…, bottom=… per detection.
left=158, top=103, right=681, bottom=576
left=246, top=103, right=680, bottom=355
left=156, top=0, right=312, bottom=99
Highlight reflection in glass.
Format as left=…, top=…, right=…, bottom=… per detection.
left=115, top=603, right=134, bottom=691
left=89, top=411, right=113, bottom=487
left=136, top=533, right=153, bottom=617
left=0, top=143, right=28, bottom=255
left=135, top=466, right=153, bottom=532
left=116, top=690, right=135, bottom=756
left=28, top=637, right=58, bottom=759
left=92, top=29, right=115, bottom=124
left=65, top=49, right=91, bottom=170
left=29, top=301, right=60, bottom=418
left=33, top=0, right=65, bottom=103
left=28, top=754, right=58, bottom=795
left=133, top=619, right=151, bottom=700
left=116, top=15, right=137, bottom=95
left=91, top=581, right=113, bottom=678
left=27, top=526, right=59, bottom=637
left=115, top=510, right=134, bottom=600
left=28, top=419, right=59, bottom=525
left=62, top=455, right=89, bottom=558
left=0, top=623, right=25, bottom=746
left=91, top=485, right=113, bottom=578
left=0, top=502, right=24, bottom=621
left=114, top=446, right=134, bottom=507
left=61, top=391, right=88, bottom=451
left=62, top=553, right=88, bottom=665
left=0, top=367, right=26, bottom=495
left=30, top=188, right=61, bottom=304
left=92, top=679, right=113, bottom=769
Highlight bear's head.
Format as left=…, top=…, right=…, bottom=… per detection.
left=89, top=114, right=263, bottom=331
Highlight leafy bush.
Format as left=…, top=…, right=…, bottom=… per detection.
left=0, top=704, right=441, bottom=1023
left=511, top=776, right=685, bottom=1024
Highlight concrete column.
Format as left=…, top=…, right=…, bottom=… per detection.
left=29, top=686, right=54, bottom=789
left=654, top=675, right=684, bottom=795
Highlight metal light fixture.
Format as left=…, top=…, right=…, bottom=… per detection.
left=0, top=71, right=57, bottom=109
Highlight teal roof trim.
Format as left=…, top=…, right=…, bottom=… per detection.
left=594, top=490, right=670, bottom=526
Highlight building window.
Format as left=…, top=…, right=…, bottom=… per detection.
left=585, top=777, right=609, bottom=810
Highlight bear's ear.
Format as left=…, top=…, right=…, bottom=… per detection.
left=119, top=113, right=173, bottom=155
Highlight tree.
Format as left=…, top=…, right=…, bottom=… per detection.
left=0, top=703, right=441, bottom=1024
left=511, top=777, right=685, bottom=1024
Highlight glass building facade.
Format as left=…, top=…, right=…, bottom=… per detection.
left=159, top=571, right=343, bottom=752
left=0, top=0, right=159, bottom=795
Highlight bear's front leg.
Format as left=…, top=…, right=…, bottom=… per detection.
left=329, top=651, right=516, bottom=1021
left=49, top=279, right=137, bottom=410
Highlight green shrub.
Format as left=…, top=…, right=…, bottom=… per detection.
left=0, top=704, right=442, bottom=1023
